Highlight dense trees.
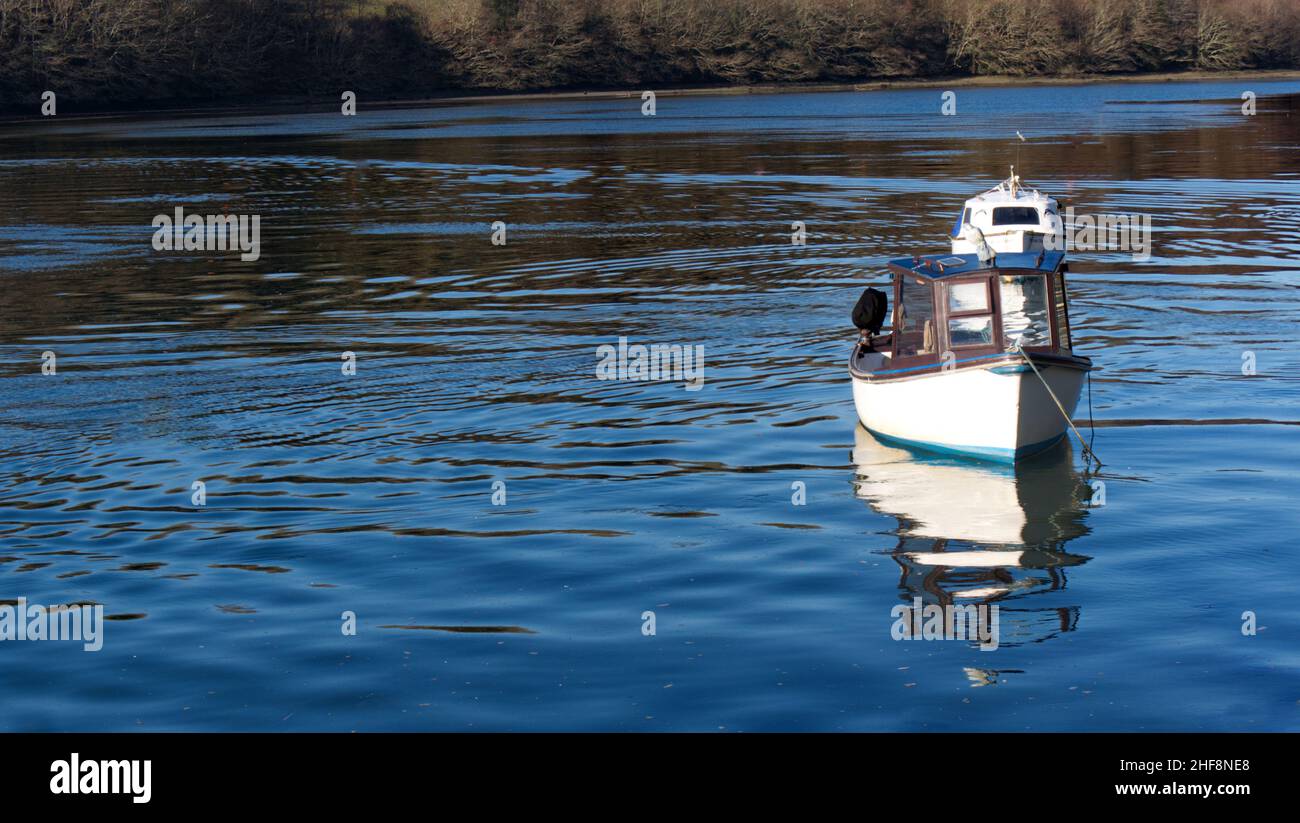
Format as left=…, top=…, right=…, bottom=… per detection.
left=1, top=0, right=1297, bottom=110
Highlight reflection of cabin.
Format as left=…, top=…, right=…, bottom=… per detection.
left=892, top=535, right=1084, bottom=647
left=860, top=251, right=1076, bottom=378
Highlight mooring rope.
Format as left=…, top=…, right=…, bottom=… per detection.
left=1014, top=341, right=1102, bottom=469
left=1086, top=369, right=1097, bottom=459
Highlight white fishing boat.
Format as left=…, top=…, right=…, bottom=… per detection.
left=848, top=176, right=1094, bottom=463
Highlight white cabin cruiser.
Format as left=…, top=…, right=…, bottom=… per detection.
left=950, top=168, right=1063, bottom=257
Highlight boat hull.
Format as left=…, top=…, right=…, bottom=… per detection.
left=851, top=359, right=1087, bottom=462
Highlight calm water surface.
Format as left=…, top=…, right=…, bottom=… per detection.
left=1, top=80, right=1298, bottom=730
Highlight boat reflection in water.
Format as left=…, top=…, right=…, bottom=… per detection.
left=852, top=425, right=1094, bottom=666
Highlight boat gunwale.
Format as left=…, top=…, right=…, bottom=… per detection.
left=848, top=344, right=1092, bottom=383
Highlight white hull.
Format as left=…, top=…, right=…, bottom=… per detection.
left=851, top=361, right=1085, bottom=462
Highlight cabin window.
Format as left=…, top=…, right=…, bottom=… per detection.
left=949, top=316, right=993, bottom=347
left=945, top=278, right=995, bottom=349
left=948, top=281, right=988, bottom=313
left=896, top=276, right=936, bottom=357
left=1000, top=274, right=1051, bottom=349
left=1054, top=271, right=1072, bottom=348
left=992, top=207, right=1040, bottom=226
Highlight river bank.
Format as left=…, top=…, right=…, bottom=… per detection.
left=4, top=0, right=1298, bottom=117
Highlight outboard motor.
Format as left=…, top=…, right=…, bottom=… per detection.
left=852, top=286, right=888, bottom=335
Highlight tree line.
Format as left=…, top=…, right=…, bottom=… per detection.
left=2, top=0, right=1297, bottom=110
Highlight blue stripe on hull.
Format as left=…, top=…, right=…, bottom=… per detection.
left=865, top=427, right=1066, bottom=464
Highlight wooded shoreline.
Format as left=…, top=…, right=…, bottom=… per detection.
left=2, top=0, right=1297, bottom=115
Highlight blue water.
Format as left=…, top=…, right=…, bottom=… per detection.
left=0, top=78, right=1298, bottom=730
